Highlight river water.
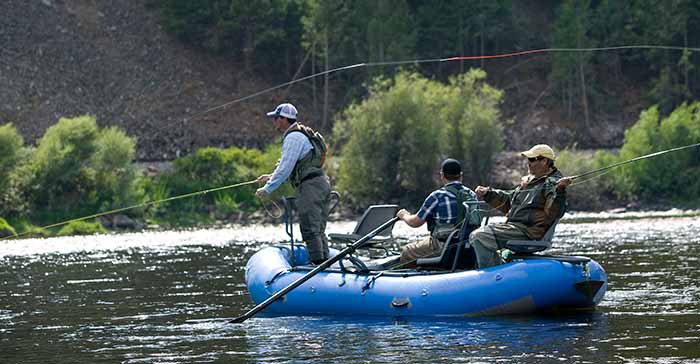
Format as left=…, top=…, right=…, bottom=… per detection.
left=1, top=215, right=699, bottom=363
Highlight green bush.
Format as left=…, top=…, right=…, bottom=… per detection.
left=0, top=123, right=31, bottom=218
left=92, top=127, right=144, bottom=211
left=57, top=220, right=107, bottom=237
left=151, top=144, right=287, bottom=224
left=0, top=123, right=27, bottom=186
left=333, top=70, right=505, bottom=208
left=334, top=72, right=441, bottom=207
left=0, top=217, right=17, bottom=238
left=609, top=102, right=700, bottom=205
left=554, top=149, right=613, bottom=211
left=24, top=115, right=144, bottom=224
left=439, top=69, right=505, bottom=187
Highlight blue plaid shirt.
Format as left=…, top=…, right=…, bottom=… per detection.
left=417, top=181, right=479, bottom=226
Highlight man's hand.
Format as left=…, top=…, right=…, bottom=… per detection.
left=256, top=174, right=271, bottom=185
left=396, top=208, right=425, bottom=228
left=475, top=185, right=489, bottom=199
left=396, top=208, right=409, bottom=220
left=255, top=187, right=268, bottom=198
left=556, top=176, right=573, bottom=190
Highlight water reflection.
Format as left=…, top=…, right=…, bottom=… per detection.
left=1, top=216, right=699, bottom=363
left=240, top=314, right=610, bottom=364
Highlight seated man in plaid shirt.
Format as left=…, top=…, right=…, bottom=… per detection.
left=396, top=158, right=479, bottom=268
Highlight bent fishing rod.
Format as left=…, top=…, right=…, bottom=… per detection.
left=570, top=142, right=700, bottom=181
left=146, top=45, right=700, bottom=140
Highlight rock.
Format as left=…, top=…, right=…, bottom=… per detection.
left=100, top=214, right=144, bottom=230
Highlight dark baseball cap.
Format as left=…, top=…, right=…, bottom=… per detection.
left=441, top=158, right=462, bottom=176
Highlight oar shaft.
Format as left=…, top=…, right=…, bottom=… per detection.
left=231, top=216, right=400, bottom=324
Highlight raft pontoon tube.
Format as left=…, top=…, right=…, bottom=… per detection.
left=244, top=246, right=607, bottom=318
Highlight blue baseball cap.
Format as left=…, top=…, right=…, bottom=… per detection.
left=266, top=103, right=298, bottom=120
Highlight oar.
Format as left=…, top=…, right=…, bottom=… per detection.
left=230, top=216, right=400, bottom=324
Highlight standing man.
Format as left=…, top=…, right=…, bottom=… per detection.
left=255, top=103, right=331, bottom=265
left=470, top=144, right=572, bottom=269
left=396, top=158, right=480, bottom=268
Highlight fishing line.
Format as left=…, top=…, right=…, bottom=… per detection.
left=3, top=179, right=257, bottom=240
left=488, top=141, right=700, bottom=196
left=9, top=47, right=695, bottom=239
left=146, top=44, right=700, bottom=139
left=570, top=142, right=700, bottom=180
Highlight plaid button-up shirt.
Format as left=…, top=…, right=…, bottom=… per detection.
left=417, top=181, right=479, bottom=226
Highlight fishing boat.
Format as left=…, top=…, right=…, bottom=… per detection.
left=240, top=203, right=607, bottom=319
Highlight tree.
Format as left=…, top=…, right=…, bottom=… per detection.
left=413, top=0, right=513, bottom=77
left=625, top=0, right=699, bottom=113
left=550, top=0, right=595, bottom=131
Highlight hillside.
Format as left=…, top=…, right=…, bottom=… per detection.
left=1, top=0, right=645, bottom=160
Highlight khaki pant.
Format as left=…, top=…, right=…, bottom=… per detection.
left=295, top=175, right=331, bottom=263
left=469, top=223, right=529, bottom=268
left=399, top=236, right=443, bottom=268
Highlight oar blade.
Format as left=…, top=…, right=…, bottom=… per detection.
left=229, top=315, right=248, bottom=324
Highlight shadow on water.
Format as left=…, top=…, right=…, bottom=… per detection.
left=1, top=216, right=699, bottom=363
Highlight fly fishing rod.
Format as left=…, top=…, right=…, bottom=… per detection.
left=570, top=142, right=700, bottom=180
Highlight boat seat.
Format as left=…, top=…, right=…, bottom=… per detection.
left=415, top=223, right=479, bottom=271
left=328, top=204, right=399, bottom=254
left=504, top=219, right=559, bottom=253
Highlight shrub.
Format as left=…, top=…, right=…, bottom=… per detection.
left=5, top=219, right=49, bottom=238
left=333, top=70, right=505, bottom=208
left=0, top=123, right=31, bottom=218
left=609, top=102, right=700, bottom=205
left=0, top=123, right=27, bottom=187
left=92, top=127, right=144, bottom=211
left=25, top=115, right=144, bottom=223
left=334, top=72, right=442, bottom=208
left=57, top=220, right=107, bottom=236
left=554, top=149, right=613, bottom=211
left=151, top=144, right=288, bottom=224
left=439, top=69, right=505, bottom=187
left=0, top=217, right=17, bottom=238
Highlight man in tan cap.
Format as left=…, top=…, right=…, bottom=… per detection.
left=470, top=144, right=572, bottom=268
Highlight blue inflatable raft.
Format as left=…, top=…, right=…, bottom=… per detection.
left=244, top=245, right=607, bottom=318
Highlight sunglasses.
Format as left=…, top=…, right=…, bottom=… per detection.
left=527, top=156, right=545, bottom=162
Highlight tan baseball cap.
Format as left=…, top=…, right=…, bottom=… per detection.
left=521, top=144, right=556, bottom=160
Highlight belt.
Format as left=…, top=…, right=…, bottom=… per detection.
left=300, top=170, right=324, bottom=183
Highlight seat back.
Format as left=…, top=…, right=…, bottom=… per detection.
left=504, top=219, right=559, bottom=253
left=353, top=204, right=399, bottom=237
left=415, top=223, right=478, bottom=271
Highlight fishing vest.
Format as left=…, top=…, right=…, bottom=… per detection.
left=283, top=123, right=326, bottom=188
left=427, top=183, right=470, bottom=241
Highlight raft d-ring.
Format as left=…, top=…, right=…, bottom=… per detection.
left=582, top=263, right=591, bottom=279
left=495, top=273, right=503, bottom=281
left=391, top=297, right=411, bottom=308
left=421, top=288, right=429, bottom=296
left=310, top=286, right=316, bottom=293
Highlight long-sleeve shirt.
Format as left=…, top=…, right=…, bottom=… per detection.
left=263, top=123, right=313, bottom=194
